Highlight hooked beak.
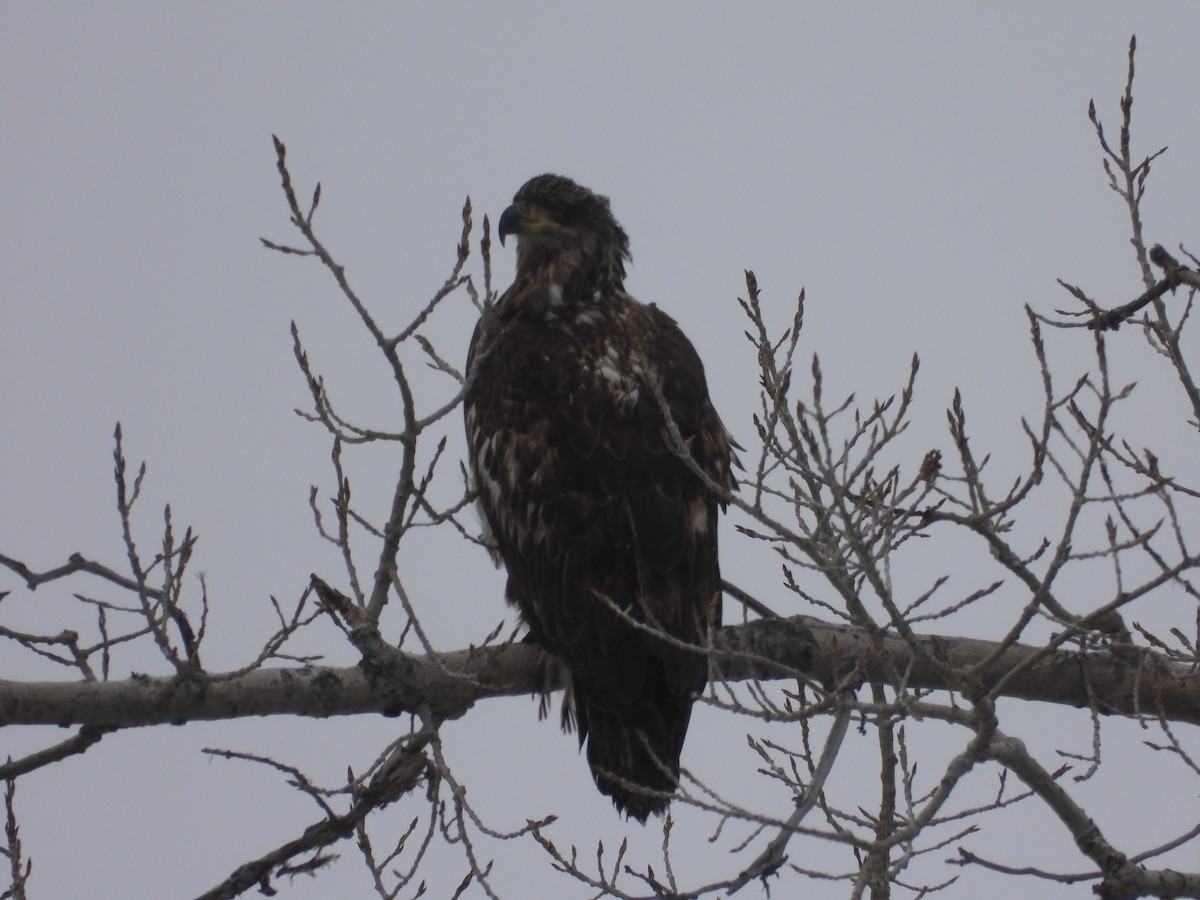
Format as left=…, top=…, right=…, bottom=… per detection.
left=497, top=203, right=524, bottom=247
left=496, top=203, right=559, bottom=246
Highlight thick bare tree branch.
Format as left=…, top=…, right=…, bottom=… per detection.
left=1, top=615, right=1196, bottom=728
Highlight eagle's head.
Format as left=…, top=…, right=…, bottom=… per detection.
left=498, top=174, right=631, bottom=295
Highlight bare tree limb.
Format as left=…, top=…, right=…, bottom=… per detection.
left=2, top=615, right=1197, bottom=728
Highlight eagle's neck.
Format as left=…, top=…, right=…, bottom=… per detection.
left=513, top=232, right=627, bottom=307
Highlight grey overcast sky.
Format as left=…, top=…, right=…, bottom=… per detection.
left=3, top=5, right=1200, bottom=898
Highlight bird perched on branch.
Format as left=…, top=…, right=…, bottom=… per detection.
left=464, top=174, right=734, bottom=821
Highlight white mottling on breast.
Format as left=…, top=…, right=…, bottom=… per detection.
left=597, top=363, right=623, bottom=385
left=689, top=497, right=709, bottom=536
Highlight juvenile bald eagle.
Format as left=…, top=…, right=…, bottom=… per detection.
left=464, top=174, right=734, bottom=821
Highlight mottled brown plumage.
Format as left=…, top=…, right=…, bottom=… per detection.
left=464, top=174, right=734, bottom=820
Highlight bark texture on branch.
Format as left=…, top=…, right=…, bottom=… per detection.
left=1, top=615, right=1195, bottom=728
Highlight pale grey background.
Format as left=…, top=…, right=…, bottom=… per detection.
left=3, top=5, right=1199, bottom=898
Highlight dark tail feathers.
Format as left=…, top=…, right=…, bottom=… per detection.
left=575, top=685, right=694, bottom=822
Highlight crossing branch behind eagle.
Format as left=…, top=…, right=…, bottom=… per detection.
left=464, top=174, right=734, bottom=821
